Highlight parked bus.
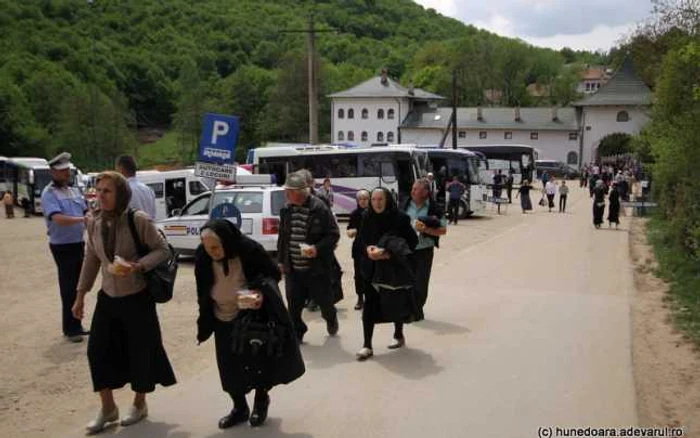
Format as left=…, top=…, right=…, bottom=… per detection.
left=0, top=156, right=9, bottom=193
left=247, top=144, right=430, bottom=215
left=6, top=158, right=52, bottom=214
left=419, top=148, right=488, bottom=218
left=136, top=169, right=211, bottom=220
left=461, top=144, right=538, bottom=185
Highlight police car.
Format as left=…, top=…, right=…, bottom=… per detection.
left=156, top=183, right=285, bottom=256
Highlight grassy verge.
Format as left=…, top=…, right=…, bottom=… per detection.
left=647, top=217, right=700, bottom=347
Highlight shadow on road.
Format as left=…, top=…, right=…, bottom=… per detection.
left=106, top=420, right=189, bottom=438
left=373, top=348, right=443, bottom=380
left=204, top=418, right=313, bottom=438
left=414, top=319, right=471, bottom=336
left=301, top=336, right=353, bottom=370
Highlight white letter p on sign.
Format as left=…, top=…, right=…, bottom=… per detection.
left=211, top=120, right=229, bottom=144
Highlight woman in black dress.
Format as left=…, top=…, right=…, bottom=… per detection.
left=607, top=182, right=621, bottom=228
left=347, top=189, right=370, bottom=310
left=516, top=180, right=534, bottom=213
left=356, top=187, right=419, bottom=361
left=592, top=180, right=608, bottom=228
left=195, top=219, right=305, bottom=429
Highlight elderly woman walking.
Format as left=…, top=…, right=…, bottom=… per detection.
left=72, top=171, right=176, bottom=435
left=592, top=179, right=608, bottom=229
left=347, top=189, right=370, bottom=310
left=356, top=187, right=419, bottom=361
left=195, top=219, right=304, bottom=429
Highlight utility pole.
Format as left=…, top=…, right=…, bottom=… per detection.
left=307, top=16, right=318, bottom=145
left=282, top=14, right=334, bottom=145
left=451, top=69, right=458, bottom=150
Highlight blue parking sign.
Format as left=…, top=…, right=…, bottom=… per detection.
left=199, top=113, right=240, bottom=164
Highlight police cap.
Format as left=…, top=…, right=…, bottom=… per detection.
left=48, top=152, right=73, bottom=170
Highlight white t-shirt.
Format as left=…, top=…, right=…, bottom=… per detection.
left=545, top=181, right=557, bottom=195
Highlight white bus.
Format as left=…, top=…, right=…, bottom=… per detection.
left=420, top=148, right=488, bottom=217
left=0, top=156, right=9, bottom=193
left=136, top=169, right=211, bottom=220
left=461, top=144, right=539, bottom=186
left=247, top=144, right=430, bottom=215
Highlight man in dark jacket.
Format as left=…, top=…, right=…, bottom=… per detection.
left=278, top=171, right=340, bottom=342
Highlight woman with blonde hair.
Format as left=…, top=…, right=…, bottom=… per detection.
left=73, top=171, right=176, bottom=434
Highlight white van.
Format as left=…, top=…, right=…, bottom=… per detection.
left=136, top=169, right=210, bottom=220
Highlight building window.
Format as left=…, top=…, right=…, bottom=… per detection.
left=377, top=109, right=384, bottom=119
left=569, top=132, right=578, bottom=141
left=387, top=131, right=394, bottom=143
left=530, top=132, right=539, bottom=140
left=377, top=132, right=384, bottom=142
left=458, top=131, right=466, bottom=139
left=361, top=131, right=368, bottom=142
left=567, top=151, right=578, bottom=165
left=586, top=126, right=592, bottom=131
left=338, top=108, right=344, bottom=119
left=361, top=108, right=368, bottom=119
left=348, top=131, right=355, bottom=141
left=597, top=83, right=601, bottom=89
left=348, top=109, right=354, bottom=119
left=585, top=83, right=591, bottom=92
left=338, top=131, right=344, bottom=141
left=616, top=111, right=629, bottom=122
left=388, top=109, right=395, bottom=120
left=479, top=131, right=487, bottom=139
left=505, top=131, right=513, bottom=140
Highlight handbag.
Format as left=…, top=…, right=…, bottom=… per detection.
left=127, top=209, right=179, bottom=303
left=538, top=197, right=546, bottom=206
left=230, top=310, right=287, bottom=358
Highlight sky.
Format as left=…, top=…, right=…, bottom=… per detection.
left=414, top=0, right=653, bottom=52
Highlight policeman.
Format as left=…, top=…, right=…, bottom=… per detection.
left=41, top=152, right=90, bottom=343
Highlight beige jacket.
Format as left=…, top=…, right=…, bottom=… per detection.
left=77, top=210, right=169, bottom=298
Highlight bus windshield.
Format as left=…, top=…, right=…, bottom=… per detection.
left=34, top=169, right=52, bottom=196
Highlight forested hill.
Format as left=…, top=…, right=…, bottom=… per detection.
left=0, top=0, right=603, bottom=168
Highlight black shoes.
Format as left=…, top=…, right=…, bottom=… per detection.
left=354, top=298, right=364, bottom=310
left=327, top=316, right=339, bottom=336
left=249, top=394, right=270, bottom=427
left=218, top=407, right=250, bottom=429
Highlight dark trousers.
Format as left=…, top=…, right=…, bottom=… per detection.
left=411, top=247, right=435, bottom=309
left=285, top=270, right=337, bottom=339
left=547, top=194, right=555, bottom=210
left=447, top=199, right=460, bottom=224
left=361, top=280, right=404, bottom=349
left=88, top=291, right=176, bottom=393
left=49, top=242, right=85, bottom=336
left=506, top=186, right=513, bottom=203
left=559, top=195, right=568, bottom=212
left=353, top=258, right=364, bottom=299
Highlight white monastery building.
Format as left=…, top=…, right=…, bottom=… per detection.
left=328, top=59, right=652, bottom=168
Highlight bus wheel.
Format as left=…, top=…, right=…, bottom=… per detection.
left=459, top=200, right=473, bottom=219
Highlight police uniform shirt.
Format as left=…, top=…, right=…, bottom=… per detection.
left=41, top=183, right=87, bottom=245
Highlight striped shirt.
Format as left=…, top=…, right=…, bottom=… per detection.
left=289, top=205, right=311, bottom=271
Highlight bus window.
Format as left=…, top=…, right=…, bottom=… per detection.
left=189, top=180, right=207, bottom=196
left=147, top=183, right=164, bottom=199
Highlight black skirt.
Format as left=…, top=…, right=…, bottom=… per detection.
left=88, top=291, right=176, bottom=393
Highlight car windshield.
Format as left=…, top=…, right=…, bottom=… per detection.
left=212, top=191, right=264, bottom=214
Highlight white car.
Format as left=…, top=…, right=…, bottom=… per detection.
left=156, top=186, right=286, bottom=256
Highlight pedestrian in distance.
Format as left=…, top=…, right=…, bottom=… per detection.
left=492, top=170, right=505, bottom=200
left=21, top=197, right=31, bottom=217
left=545, top=178, right=557, bottom=213
left=592, top=179, right=608, bottom=229
left=505, top=169, right=514, bottom=204
left=516, top=180, right=534, bottom=214
left=541, top=171, right=551, bottom=191
left=607, top=182, right=621, bottom=229
left=559, top=180, right=570, bottom=213
left=41, top=152, right=90, bottom=343
left=317, top=176, right=334, bottom=208
left=73, top=171, right=176, bottom=434
left=356, top=187, right=420, bottom=361
left=3, top=190, right=14, bottom=218
left=116, top=155, right=157, bottom=220
left=277, top=171, right=340, bottom=343
left=347, top=189, right=370, bottom=310
left=194, top=219, right=305, bottom=430
left=445, top=175, right=466, bottom=225
left=402, top=178, right=447, bottom=312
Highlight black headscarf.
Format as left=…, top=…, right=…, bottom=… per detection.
left=200, top=218, right=243, bottom=276
left=361, top=187, right=399, bottom=246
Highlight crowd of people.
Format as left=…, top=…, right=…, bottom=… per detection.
left=23, top=150, right=634, bottom=434
left=31, top=151, right=449, bottom=434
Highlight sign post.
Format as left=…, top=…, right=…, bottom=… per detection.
left=195, top=113, right=240, bottom=226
